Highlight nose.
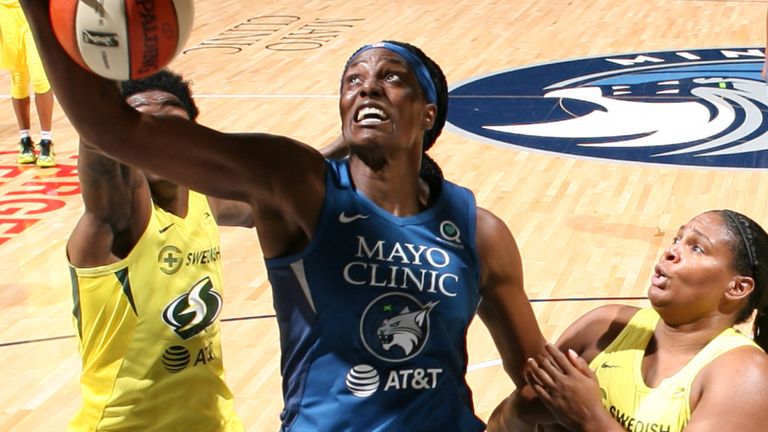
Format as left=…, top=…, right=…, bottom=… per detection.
left=358, top=77, right=383, bottom=98
left=662, top=244, right=680, bottom=262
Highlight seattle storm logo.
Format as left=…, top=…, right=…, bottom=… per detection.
left=162, top=276, right=222, bottom=340
left=360, top=293, right=438, bottom=362
left=447, top=47, right=768, bottom=169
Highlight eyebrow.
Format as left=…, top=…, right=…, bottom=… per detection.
left=678, top=225, right=715, bottom=246
left=347, top=55, right=408, bottom=70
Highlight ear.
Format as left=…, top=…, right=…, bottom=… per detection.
left=726, top=276, right=755, bottom=301
left=423, top=103, right=437, bottom=131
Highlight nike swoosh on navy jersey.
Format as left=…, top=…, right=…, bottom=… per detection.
left=338, top=212, right=370, bottom=223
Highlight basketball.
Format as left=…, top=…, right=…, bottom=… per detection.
left=49, top=0, right=194, bottom=80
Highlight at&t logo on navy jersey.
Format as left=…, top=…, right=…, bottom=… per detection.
left=447, top=47, right=768, bottom=169
left=345, top=293, right=443, bottom=398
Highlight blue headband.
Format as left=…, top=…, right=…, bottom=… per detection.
left=346, top=42, right=437, bottom=104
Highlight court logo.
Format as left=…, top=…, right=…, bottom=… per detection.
left=447, top=47, right=768, bottom=169
left=360, top=293, right=437, bottom=362
left=162, top=276, right=222, bottom=340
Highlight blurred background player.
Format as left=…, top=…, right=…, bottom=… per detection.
left=0, top=0, right=54, bottom=166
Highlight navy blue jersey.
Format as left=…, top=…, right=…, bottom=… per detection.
left=266, top=159, right=484, bottom=431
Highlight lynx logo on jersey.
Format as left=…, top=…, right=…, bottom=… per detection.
left=162, top=276, right=222, bottom=340
left=447, top=47, right=768, bottom=168
left=360, top=293, right=437, bottom=362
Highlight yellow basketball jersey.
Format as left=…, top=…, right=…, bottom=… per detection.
left=589, top=308, right=760, bottom=432
left=68, top=191, right=243, bottom=432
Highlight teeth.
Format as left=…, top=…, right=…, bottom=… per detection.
left=356, top=107, right=388, bottom=122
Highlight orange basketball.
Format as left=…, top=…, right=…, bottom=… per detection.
left=49, top=0, right=194, bottom=80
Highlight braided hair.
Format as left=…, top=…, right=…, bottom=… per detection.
left=120, top=69, right=199, bottom=122
left=343, top=41, right=448, bottom=179
left=718, top=210, right=768, bottom=351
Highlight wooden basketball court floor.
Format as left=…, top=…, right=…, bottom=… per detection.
left=0, top=0, right=766, bottom=430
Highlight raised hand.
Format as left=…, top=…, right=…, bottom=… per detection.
left=525, top=344, right=618, bottom=432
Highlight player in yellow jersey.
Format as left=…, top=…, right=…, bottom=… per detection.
left=0, top=0, right=55, bottom=166
left=490, top=210, right=768, bottom=432
left=66, top=70, right=254, bottom=431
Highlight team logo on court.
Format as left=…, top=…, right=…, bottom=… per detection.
left=360, top=293, right=437, bottom=362
left=447, top=47, right=768, bottom=168
left=162, top=276, right=222, bottom=340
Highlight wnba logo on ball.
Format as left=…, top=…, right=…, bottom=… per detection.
left=81, top=30, right=119, bottom=47
left=447, top=47, right=768, bottom=169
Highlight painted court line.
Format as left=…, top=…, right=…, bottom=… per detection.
left=0, top=296, right=649, bottom=349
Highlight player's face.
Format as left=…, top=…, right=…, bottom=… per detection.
left=339, top=48, right=436, bottom=153
left=649, top=212, right=741, bottom=322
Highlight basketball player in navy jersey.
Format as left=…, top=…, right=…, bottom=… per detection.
left=22, top=2, right=546, bottom=429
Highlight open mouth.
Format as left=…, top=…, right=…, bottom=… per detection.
left=355, top=106, right=390, bottom=125
left=651, top=264, right=668, bottom=287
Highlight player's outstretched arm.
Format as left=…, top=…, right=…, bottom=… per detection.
left=475, top=207, right=545, bottom=386
left=207, top=197, right=256, bottom=228
left=20, top=1, right=326, bottom=248
left=67, top=139, right=151, bottom=267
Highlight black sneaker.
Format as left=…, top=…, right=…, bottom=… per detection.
left=17, top=137, right=36, bottom=164
left=36, top=139, right=56, bottom=167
